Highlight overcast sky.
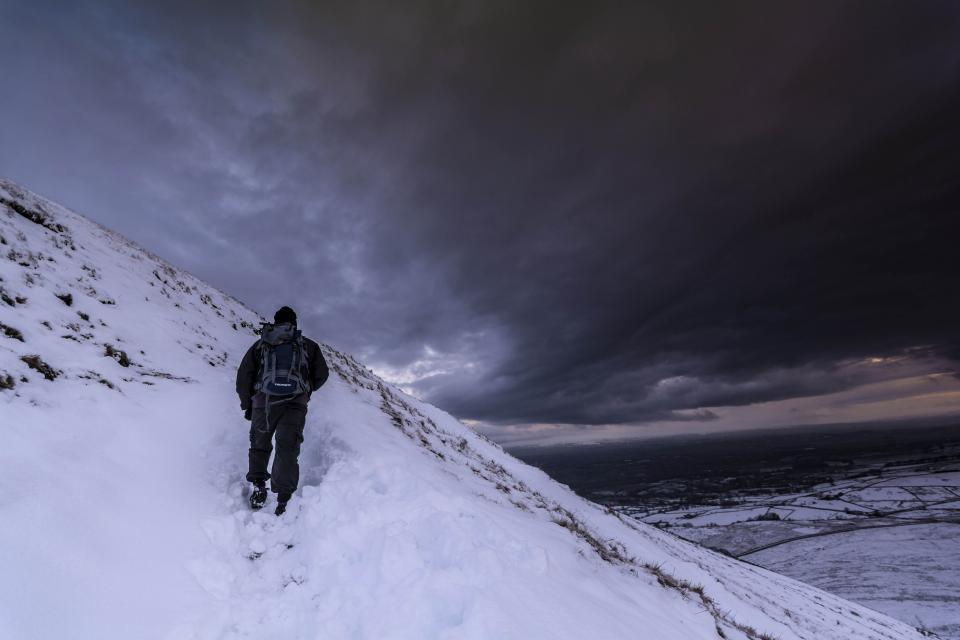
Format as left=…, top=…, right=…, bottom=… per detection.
left=2, top=1, right=960, bottom=445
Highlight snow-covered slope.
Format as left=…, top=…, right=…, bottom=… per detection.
left=0, top=178, right=927, bottom=640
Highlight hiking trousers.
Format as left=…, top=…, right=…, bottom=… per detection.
left=246, top=403, right=307, bottom=495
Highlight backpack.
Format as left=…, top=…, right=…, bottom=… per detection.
left=256, top=322, right=311, bottom=397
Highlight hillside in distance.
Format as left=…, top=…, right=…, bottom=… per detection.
left=0, top=177, right=931, bottom=639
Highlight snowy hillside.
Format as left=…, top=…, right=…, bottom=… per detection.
left=0, top=177, right=930, bottom=640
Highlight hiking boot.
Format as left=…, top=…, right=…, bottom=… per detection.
left=275, top=492, right=292, bottom=516
left=249, top=482, right=268, bottom=510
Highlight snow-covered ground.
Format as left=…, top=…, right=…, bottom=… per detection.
left=752, top=523, right=959, bottom=640
left=626, top=452, right=960, bottom=639
left=0, top=177, right=930, bottom=639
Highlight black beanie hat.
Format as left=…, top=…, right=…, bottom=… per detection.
left=274, top=306, right=297, bottom=325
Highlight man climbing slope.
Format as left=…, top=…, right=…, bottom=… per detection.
left=236, top=306, right=329, bottom=515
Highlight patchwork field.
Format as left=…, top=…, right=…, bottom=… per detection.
left=622, top=445, right=960, bottom=639
left=514, top=424, right=960, bottom=639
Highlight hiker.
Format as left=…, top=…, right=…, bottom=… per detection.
left=236, top=306, right=329, bottom=515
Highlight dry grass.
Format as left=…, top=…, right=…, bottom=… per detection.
left=20, top=354, right=60, bottom=380
left=1, top=322, right=24, bottom=341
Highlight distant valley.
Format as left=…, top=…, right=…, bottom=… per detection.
left=512, top=422, right=960, bottom=639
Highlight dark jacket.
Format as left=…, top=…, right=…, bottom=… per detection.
left=236, top=335, right=329, bottom=411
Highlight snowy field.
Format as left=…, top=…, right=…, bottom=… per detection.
left=752, top=524, right=959, bottom=640
left=623, top=452, right=960, bottom=638
left=0, top=177, right=933, bottom=639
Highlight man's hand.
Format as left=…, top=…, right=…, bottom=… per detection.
left=244, top=408, right=252, bottom=421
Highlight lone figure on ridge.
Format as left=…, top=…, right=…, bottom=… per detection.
left=236, top=306, right=329, bottom=515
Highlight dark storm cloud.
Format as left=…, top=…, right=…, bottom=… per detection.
left=2, top=1, right=960, bottom=427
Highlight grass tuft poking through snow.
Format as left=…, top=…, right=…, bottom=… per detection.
left=19, top=354, right=60, bottom=380
left=104, top=343, right=132, bottom=367
left=1, top=321, right=24, bottom=341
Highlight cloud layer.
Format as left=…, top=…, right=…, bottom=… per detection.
left=2, top=1, right=960, bottom=430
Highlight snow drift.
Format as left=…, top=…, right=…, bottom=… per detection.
left=0, top=178, right=927, bottom=640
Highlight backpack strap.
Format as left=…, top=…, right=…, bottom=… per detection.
left=269, top=347, right=278, bottom=388
left=287, top=342, right=297, bottom=380
left=297, top=333, right=309, bottom=378
left=253, top=339, right=265, bottom=392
